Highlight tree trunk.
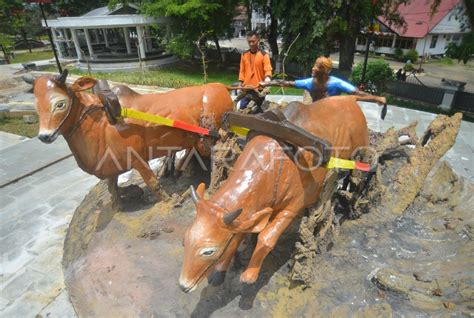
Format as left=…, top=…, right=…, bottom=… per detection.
left=338, top=35, right=356, bottom=73
left=267, top=3, right=279, bottom=58
left=246, top=0, right=252, bottom=32
left=213, top=35, right=223, bottom=63
left=337, top=5, right=360, bottom=73
left=21, top=27, right=32, bottom=53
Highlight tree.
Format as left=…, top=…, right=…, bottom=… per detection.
left=326, top=0, right=410, bottom=73
left=0, top=0, right=43, bottom=52
left=140, top=0, right=239, bottom=63
left=445, top=0, right=473, bottom=64
left=252, top=0, right=279, bottom=61
left=271, top=0, right=330, bottom=72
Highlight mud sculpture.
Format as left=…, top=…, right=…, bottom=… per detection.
left=290, top=113, right=464, bottom=287
left=24, top=70, right=233, bottom=203
left=62, top=112, right=468, bottom=316
left=179, top=95, right=369, bottom=291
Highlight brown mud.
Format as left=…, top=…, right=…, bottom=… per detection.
left=63, top=113, right=473, bottom=317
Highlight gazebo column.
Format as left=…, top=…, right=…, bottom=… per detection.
left=103, top=29, right=110, bottom=48
left=136, top=26, right=146, bottom=59
left=51, top=28, right=63, bottom=58
left=71, top=29, right=83, bottom=60
left=84, top=28, right=94, bottom=58
left=145, top=26, right=153, bottom=51
left=391, top=34, right=397, bottom=48
left=93, top=29, right=100, bottom=44
left=63, top=29, right=72, bottom=50
left=123, top=27, right=132, bottom=54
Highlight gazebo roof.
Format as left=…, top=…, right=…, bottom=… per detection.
left=82, top=4, right=139, bottom=17
left=42, top=4, right=169, bottom=29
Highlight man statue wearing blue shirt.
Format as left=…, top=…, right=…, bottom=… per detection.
left=260, top=56, right=372, bottom=104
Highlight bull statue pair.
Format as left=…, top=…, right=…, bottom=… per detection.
left=25, top=70, right=233, bottom=203
left=27, top=71, right=370, bottom=291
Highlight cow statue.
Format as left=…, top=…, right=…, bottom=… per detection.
left=24, top=70, right=233, bottom=204
left=179, top=95, right=369, bottom=292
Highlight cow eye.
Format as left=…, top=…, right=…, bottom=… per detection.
left=55, top=101, right=66, bottom=110
left=200, top=247, right=216, bottom=257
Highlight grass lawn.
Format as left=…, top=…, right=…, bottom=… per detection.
left=0, top=117, right=38, bottom=137
left=45, top=63, right=302, bottom=96
left=11, top=50, right=53, bottom=64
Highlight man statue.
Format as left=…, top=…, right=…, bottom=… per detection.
left=238, top=30, right=273, bottom=109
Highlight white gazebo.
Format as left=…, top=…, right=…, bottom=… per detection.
left=43, top=4, right=176, bottom=72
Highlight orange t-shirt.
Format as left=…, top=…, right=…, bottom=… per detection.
left=238, top=50, right=273, bottom=86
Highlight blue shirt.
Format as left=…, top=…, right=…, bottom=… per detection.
left=294, top=76, right=357, bottom=96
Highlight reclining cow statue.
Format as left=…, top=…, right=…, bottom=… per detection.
left=179, top=95, right=369, bottom=292
left=24, top=70, right=233, bottom=203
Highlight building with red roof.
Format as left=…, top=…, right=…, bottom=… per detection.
left=355, top=0, right=471, bottom=57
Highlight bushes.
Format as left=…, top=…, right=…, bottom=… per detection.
left=393, top=47, right=404, bottom=61
left=350, top=60, right=395, bottom=93
left=403, top=49, right=418, bottom=63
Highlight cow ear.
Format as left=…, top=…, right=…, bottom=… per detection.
left=196, top=182, right=206, bottom=199
left=70, top=77, right=97, bottom=92
left=224, top=207, right=273, bottom=233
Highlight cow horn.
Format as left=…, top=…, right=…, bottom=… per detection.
left=190, top=185, right=200, bottom=204
left=223, top=208, right=243, bottom=226
left=22, top=75, right=35, bottom=85
left=55, top=69, right=68, bottom=84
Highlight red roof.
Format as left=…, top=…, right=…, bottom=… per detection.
left=379, top=0, right=460, bottom=38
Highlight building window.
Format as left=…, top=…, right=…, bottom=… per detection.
left=395, top=37, right=415, bottom=49
left=357, top=36, right=367, bottom=46
left=430, top=35, right=438, bottom=48
left=453, top=33, right=461, bottom=44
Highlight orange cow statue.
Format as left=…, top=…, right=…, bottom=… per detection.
left=179, top=95, right=369, bottom=292
left=24, top=70, right=233, bottom=203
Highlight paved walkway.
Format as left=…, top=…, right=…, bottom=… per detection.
left=0, top=136, right=97, bottom=317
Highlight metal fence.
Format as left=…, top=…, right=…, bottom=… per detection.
left=453, top=91, right=474, bottom=113
left=386, top=81, right=445, bottom=105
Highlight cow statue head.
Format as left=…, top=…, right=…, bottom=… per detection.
left=24, top=70, right=97, bottom=143
left=179, top=183, right=272, bottom=293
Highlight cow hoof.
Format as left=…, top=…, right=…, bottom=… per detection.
left=240, top=270, right=258, bottom=285
left=207, top=271, right=226, bottom=286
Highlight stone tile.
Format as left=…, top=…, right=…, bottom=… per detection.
left=1, top=268, right=44, bottom=302
left=0, top=289, right=51, bottom=318
left=0, top=206, right=52, bottom=236
left=45, top=201, right=77, bottom=221
left=28, top=246, right=64, bottom=275
left=2, top=183, right=34, bottom=198
left=38, top=290, right=77, bottom=318
left=0, top=229, right=38, bottom=255
left=0, top=194, right=14, bottom=206
left=25, top=231, right=63, bottom=256
left=0, top=296, right=10, bottom=311
left=33, top=265, right=65, bottom=298
left=1, top=250, right=35, bottom=281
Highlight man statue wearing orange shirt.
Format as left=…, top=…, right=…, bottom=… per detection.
left=238, top=30, right=273, bottom=109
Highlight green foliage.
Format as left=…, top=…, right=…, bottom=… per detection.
left=0, top=116, right=38, bottom=138
left=403, top=63, right=415, bottom=72
left=403, top=49, right=418, bottom=63
left=445, top=32, right=474, bottom=64
left=11, top=50, right=53, bottom=63
left=271, top=0, right=329, bottom=70
left=350, top=60, right=394, bottom=92
left=141, top=0, right=237, bottom=57
left=393, top=47, right=404, bottom=61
